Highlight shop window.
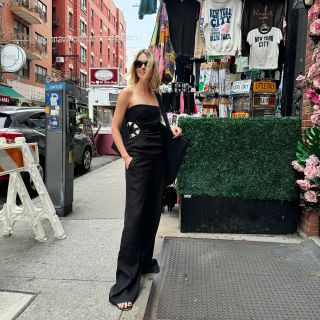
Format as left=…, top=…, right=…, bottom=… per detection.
left=35, top=65, right=47, bottom=83
left=93, top=106, right=114, bottom=128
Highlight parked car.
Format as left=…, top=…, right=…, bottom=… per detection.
left=0, top=106, right=93, bottom=193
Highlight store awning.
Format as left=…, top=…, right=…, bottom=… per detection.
left=0, top=86, right=24, bottom=99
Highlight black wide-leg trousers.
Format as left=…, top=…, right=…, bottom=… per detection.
left=109, top=155, right=165, bottom=305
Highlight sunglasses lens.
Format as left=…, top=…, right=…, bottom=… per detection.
left=135, top=60, right=148, bottom=68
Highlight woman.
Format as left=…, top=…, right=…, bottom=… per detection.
left=109, top=48, right=182, bottom=311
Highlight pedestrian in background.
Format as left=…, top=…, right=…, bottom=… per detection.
left=109, top=48, right=182, bottom=311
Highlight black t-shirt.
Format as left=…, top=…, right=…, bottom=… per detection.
left=165, top=0, right=200, bottom=57
left=242, top=0, right=285, bottom=56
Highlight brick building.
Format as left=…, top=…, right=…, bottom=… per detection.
left=52, top=0, right=126, bottom=87
left=0, top=0, right=52, bottom=105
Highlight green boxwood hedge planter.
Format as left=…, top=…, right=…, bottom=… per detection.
left=176, top=117, right=301, bottom=234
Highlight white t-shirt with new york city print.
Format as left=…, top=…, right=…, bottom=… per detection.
left=200, top=0, right=243, bottom=56
left=247, top=27, right=283, bottom=70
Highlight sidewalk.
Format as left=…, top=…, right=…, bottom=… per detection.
left=0, top=159, right=317, bottom=320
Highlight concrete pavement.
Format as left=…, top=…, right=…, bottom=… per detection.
left=0, top=157, right=311, bottom=320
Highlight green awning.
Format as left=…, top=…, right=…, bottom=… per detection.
left=0, top=86, right=24, bottom=98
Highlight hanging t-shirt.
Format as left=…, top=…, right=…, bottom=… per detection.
left=241, top=0, right=285, bottom=56
left=247, top=27, right=283, bottom=70
left=201, top=0, right=243, bottom=56
left=165, top=0, right=200, bottom=57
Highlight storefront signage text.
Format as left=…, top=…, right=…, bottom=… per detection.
left=232, top=112, right=250, bottom=118
left=0, top=95, right=11, bottom=104
left=231, top=80, right=252, bottom=94
left=90, top=68, right=119, bottom=86
left=253, top=81, right=276, bottom=93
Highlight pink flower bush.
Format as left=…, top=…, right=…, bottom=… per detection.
left=306, top=89, right=320, bottom=104
left=310, top=19, right=320, bottom=37
left=297, top=180, right=311, bottom=191
left=291, top=160, right=305, bottom=172
left=304, top=165, right=317, bottom=179
left=308, top=63, right=320, bottom=78
left=311, top=111, right=320, bottom=126
left=306, top=155, right=320, bottom=166
left=304, top=190, right=318, bottom=203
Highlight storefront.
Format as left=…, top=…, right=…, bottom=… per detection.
left=88, top=86, right=123, bottom=155
left=145, top=0, right=310, bottom=234
left=150, top=0, right=308, bottom=120
left=0, top=85, right=25, bottom=105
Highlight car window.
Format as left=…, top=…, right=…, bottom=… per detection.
left=25, top=112, right=46, bottom=130
left=0, top=113, right=12, bottom=128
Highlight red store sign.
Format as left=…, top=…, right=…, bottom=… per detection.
left=0, top=95, right=11, bottom=104
left=89, top=68, right=119, bottom=86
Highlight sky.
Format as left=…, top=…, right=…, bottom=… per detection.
left=113, top=0, right=157, bottom=70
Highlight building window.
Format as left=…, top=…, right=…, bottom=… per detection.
left=69, top=40, right=73, bottom=55
left=80, top=20, right=87, bottom=36
left=80, top=0, right=87, bottom=12
left=91, top=8, right=94, bottom=24
left=17, top=60, right=30, bottom=78
left=91, top=32, right=94, bottom=47
left=35, top=33, right=47, bottom=55
left=113, top=53, right=116, bottom=66
left=69, top=12, right=73, bottom=29
left=35, top=0, right=47, bottom=21
left=108, top=28, right=110, bottom=45
left=100, top=0, right=103, bottom=10
left=13, top=20, right=29, bottom=35
left=100, top=19, right=102, bottom=31
left=100, top=61, right=103, bottom=67
left=69, top=68, right=73, bottom=79
left=35, top=65, right=47, bottom=83
left=108, top=48, right=110, bottom=61
left=108, top=9, right=110, bottom=21
left=80, top=46, right=87, bottom=63
left=91, top=55, right=94, bottom=66
left=100, top=40, right=102, bottom=55
left=80, top=72, right=87, bottom=88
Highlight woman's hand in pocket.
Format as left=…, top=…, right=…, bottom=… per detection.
left=123, top=156, right=133, bottom=169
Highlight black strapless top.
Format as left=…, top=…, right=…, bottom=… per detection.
left=125, top=105, right=163, bottom=159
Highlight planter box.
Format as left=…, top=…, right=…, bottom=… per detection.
left=180, top=195, right=299, bottom=234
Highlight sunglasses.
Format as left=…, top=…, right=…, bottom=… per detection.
left=134, top=60, right=148, bottom=68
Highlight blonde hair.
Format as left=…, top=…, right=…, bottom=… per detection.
left=129, top=48, right=160, bottom=91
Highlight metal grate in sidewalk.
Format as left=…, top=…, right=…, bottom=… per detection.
left=145, top=238, right=320, bottom=320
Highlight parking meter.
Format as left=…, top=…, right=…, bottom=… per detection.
left=45, top=81, right=76, bottom=216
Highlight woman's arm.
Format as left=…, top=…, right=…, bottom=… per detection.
left=111, top=89, right=133, bottom=168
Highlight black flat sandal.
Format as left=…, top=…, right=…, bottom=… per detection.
left=142, top=259, right=160, bottom=274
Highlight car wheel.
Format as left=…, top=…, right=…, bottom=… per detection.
left=81, top=148, right=92, bottom=172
